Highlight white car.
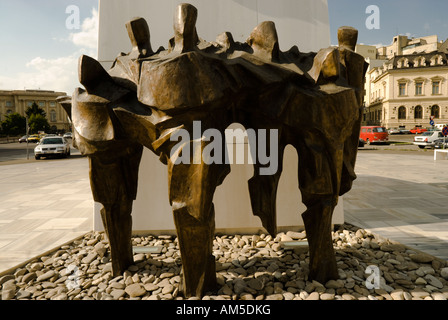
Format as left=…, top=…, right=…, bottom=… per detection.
left=34, top=136, right=71, bottom=159
left=388, top=128, right=401, bottom=134
left=413, top=130, right=445, bottom=149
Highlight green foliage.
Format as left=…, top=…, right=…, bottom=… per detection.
left=1, top=113, right=26, bottom=136
left=29, top=114, right=50, bottom=134
left=26, top=102, right=46, bottom=118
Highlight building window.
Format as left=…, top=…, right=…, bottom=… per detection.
left=399, top=83, right=407, bottom=96
left=415, top=82, right=423, bottom=95
left=38, top=101, right=45, bottom=107
left=431, top=105, right=440, bottom=119
left=432, top=81, right=440, bottom=95
left=6, top=109, right=12, bottom=115
left=398, top=106, right=406, bottom=120
left=5, top=101, right=13, bottom=107
left=49, top=101, right=56, bottom=107
left=50, top=110, right=57, bottom=122
left=27, top=101, right=33, bottom=107
left=414, top=105, right=423, bottom=119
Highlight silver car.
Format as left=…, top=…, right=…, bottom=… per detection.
left=413, top=130, right=445, bottom=149
left=34, top=136, right=71, bottom=160
left=434, top=138, right=448, bottom=149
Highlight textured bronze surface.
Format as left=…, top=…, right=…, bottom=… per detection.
left=59, top=3, right=368, bottom=298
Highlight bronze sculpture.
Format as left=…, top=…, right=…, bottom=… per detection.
left=58, top=3, right=368, bottom=298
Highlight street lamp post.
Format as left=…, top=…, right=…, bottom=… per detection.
left=26, top=116, right=29, bottom=160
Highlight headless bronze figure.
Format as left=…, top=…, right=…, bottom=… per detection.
left=59, top=3, right=367, bottom=298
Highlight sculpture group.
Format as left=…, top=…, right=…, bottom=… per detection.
left=59, top=3, right=368, bottom=298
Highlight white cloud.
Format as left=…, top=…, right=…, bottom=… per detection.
left=69, top=8, right=99, bottom=51
left=0, top=8, right=99, bottom=95
left=0, top=49, right=93, bottom=95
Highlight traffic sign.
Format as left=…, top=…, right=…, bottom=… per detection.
left=430, top=120, right=435, bottom=126
left=443, top=126, right=448, bottom=137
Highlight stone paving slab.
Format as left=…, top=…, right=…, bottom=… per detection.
left=0, top=157, right=93, bottom=274
left=344, top=151, right=448, bottom=261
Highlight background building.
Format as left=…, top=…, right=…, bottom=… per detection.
left=359, top=34, right=448, bottom=129
left=0, top=89, right=70, bottom=132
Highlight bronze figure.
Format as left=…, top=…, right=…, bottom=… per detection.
left=59, top=3, right=367, bottom=298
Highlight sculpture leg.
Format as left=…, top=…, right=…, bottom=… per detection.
left=248, top=143, right=285, bottom=236
left=100, top=199, right=134, bottom=276
left=172, top=202, right=217, bottom=297
left=293, top=133, right=340, bottom=283
left=89, top=144, right=143, bottom=277
left=301, top=192, right=339, bottom=283
left=167, top=140, right=230, bottom=297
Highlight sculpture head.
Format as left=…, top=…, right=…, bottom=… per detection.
left=337, top=26, right=358, bottom=51
left=126, top=17, right=153, bottom=59
left=173, top=3, right=198, bottom=53
left=247, top=21, right=280, bottom=61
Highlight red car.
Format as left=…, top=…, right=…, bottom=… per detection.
left=360, top=126, right=389, bottom=145
left=410, top=127, right=428, bottom=134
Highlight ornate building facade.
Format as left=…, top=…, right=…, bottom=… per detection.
left=0, top=89, right=70, bottom=132
left=360, top=35, right=448, bottom=129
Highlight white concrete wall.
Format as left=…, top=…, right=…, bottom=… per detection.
left=95, top=0, right=344, bottom=234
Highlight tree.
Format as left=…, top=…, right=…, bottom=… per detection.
left=1, top=113, right=26, bottom=136
left=29, top=114, right=50, bottom=134
left=26, top=102, right=46, bottom=118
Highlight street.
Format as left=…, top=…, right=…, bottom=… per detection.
left=362, top=132, right=437, bottom=155
left=0, top=132, right=435, bottom=166
left=0, top=140, right=82, bottom=165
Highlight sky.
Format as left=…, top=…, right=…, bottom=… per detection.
left=328, top=0, right=448, bottom=47
left=1, top=0, right=448, bottom=95
left=0, top=0, right=99, bottom=94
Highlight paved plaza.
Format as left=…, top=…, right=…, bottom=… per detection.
left=344, top=150, right=448, bottom=260
left=0, top=155, right=93, bottom=274
left=0, top=148, right=447, bottom=275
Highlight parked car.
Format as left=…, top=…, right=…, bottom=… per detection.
left=18, top=135, right=27, bottom=143
left=63, top=132, right=73, bottom=139
left=400, top=129, right=411, bottom=134
left=410, top=127, right=428, bottom=134
left=388, top=128, right=401, bottom=135
left=360, top=126, right=389, bottom=145
left=413, top=130, right=445, bottom=149
left=27, top=134, right=41, bottom=143
left=434, top=138, right=448, bottom=149
left=358, top=138, right=365, bottom=148
left=34, top=136, right=71, bottom=159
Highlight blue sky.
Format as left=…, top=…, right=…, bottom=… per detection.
left=328, top=0, right=448, bottom=46
left=1, top=0, right=448, bottom=95
left=0, top=0, right=98, bottom=93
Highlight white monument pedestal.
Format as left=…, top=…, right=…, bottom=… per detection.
left=94, top=0, right=343, bottom=235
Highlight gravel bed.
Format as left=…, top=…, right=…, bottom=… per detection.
left=1, top=223, right=447, bottom=301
